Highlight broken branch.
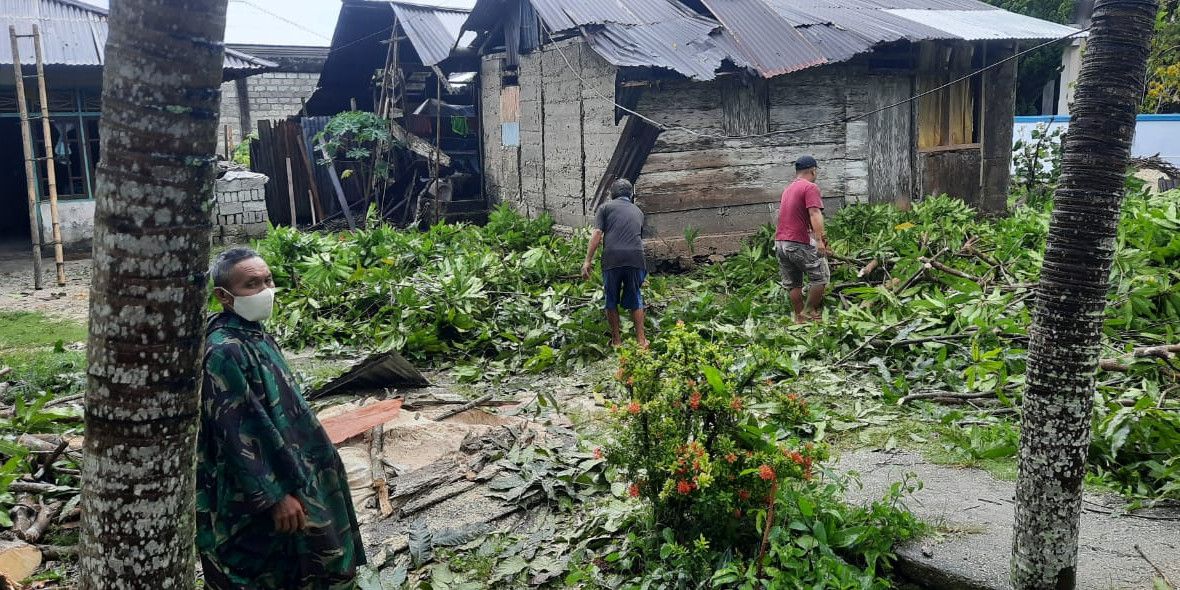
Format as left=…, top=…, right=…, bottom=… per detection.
left=433, top=394, right=495, bottom=422
left=7, top=481, right=61, bottom=494
left=370, top=424, right=394, bottom=518
left=22, top=502, right=61, bottom=544
left=918, top=257, right=982, bottom=283
left=897, top=391, right=999, bottom=405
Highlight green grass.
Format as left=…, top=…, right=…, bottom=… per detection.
left=0, top=311, right=87, bottom=351
left=0, top=312, right=88, bottom=404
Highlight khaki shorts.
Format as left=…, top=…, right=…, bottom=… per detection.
left=775, top=240, right=830, bottom=289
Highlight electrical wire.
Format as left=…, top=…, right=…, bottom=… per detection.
left=540, top=20, right=1090, bottom=141
left=229, top=0, right=333, bottom=43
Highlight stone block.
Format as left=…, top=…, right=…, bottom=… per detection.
left=220, top=201, right=243, bottom=215
left=244, top=200, right=267, bottom=213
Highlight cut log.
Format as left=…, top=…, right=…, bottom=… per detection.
left=390, top=119, right=451, bottom=168
left=433, top=394, right=495, bottom=422
left=320, top=399, right=404, bottom=445
left=0, top=539, right=41, bottom=584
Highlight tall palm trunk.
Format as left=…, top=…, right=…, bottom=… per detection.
left=1011, top=0, right=1157, bottom=587
left=79, top=1, right=228, bottom=588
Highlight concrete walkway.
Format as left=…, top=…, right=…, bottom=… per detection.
left=836, top=450, right=1180, bottom=590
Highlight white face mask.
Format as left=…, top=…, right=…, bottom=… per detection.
left=222, top=287, right=275, bottom=322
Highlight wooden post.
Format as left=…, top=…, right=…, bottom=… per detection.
left=434, top=76, right=443, bottom=224
left=285, top=157, right=297, bottom=227
left=32, top=26, right=65, bottom=287
left=10, top=26, right=43, bottom=290
left=307, top=190, right=317, bottom=225
left=295, top=132, right=324, bottom=221
left=224, top=125, right=231, bottom=160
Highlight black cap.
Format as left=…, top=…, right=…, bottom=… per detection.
left=795, top=155, right=818, bottom=171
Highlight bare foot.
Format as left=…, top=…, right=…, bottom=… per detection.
left=795, top=314, right=808, bottom=324
left=612, top=340, right=624, bottom=348
left=638, top=339, right=650, bottom=350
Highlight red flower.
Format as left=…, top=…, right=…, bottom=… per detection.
left=616, top=367, right=625, bottom=381
left=609, top=404, right=618, bottom=415
left=628, top=483, right=640, bottom=498
left=787, top=394, right=797, bottom=401
left=730, top=397, right=742, bottom=410
left=759, top=464, right=775, bottom=481
left=627, top=401, right=641, bottom=415
left=692, top=459, right=701, bottom=471
left=689, top=391, right=702, bottom=410
left=738, top=489, right=750, bottom=501
left=626, top=377, right=635, bottom=386
left=725, top=452, right=737, bottom=463
left=734, top=508, right=742, bottom=518
left=791, top=452, right=804, bottom=465
left=593, top=448, right=604, bottom=460
left=677, top=480, right=693, bottom=495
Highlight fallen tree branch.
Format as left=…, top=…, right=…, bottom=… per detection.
left=43, top=393, right=84, bottom=408
left=1134, top=543, right=1174, bottom=588
left=0, top=367, right=11, bottom=379
left=918, top=257, right=983, bottom=283
left=370, top=425, right=394, bottom=518
left=433, top=394, right=495, bottom=422
left=897, top=391, right=999, bottom=405
left=9, top=497, right=35, bottom=536
left=7, top=481, right=62, bottom=494
left=856, top=259, right=880, bottom=279
left=32, top=439, right=70, bottom=481
left=22, top=501, right=61, bottom=544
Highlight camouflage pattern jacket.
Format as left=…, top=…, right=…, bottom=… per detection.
left=197, top=312, right=365, bottom=589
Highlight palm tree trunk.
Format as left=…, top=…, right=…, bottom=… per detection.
left=1011, top=0, right=1157, bottom=588
left=79, top=1, right=228, bottom=588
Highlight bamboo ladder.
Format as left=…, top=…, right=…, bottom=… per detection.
left=9, top=24, right=66, bottom=288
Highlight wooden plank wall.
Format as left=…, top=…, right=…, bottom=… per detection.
left=866, top=73, right=915, bottom=204
left=635, top=66, right=863, bottom=240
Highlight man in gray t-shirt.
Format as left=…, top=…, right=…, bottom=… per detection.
left=581, top=179, right=648, bottom=348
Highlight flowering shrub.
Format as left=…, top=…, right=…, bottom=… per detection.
left=604, top=321, right=827, bottom=547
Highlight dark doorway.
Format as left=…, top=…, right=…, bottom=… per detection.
left=0, top=119, right=33, bottom=243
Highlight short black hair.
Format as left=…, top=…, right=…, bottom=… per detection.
left=610, top=179, right=634, bottom=199
left=210, top=247, right=261, bottom=289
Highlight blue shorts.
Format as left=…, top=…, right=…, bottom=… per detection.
left=603, top=267, right=645, bottom=310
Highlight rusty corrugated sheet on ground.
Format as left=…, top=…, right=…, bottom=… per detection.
left=0, top=0, right=275, bottom=72
left=389, top=1, right=475, bottom=67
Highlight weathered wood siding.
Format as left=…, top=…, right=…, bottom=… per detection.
left=634, top=65, right=915, bottom=244
left=478, top=39, right=623, bottom=228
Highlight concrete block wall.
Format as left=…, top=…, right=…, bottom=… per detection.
left=213, top=171, right=270, bottom=244
left=218, top=72, right=320, bottom=156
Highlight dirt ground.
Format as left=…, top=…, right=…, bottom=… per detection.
left=0, top=245, right=93, bottom=324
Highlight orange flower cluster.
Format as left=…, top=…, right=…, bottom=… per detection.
left=725, top=452, right=737, bottom=463
left=689, top=391, right=702, bottom=410
left=758, top=464, right=775, bottom=481
left=628, top=483, right=640, bottom=498
left=593, top=448, right=604, bottom=460
left=627, top=401, right=641, bottom=415
left=730, top=396, right=742, bottom=410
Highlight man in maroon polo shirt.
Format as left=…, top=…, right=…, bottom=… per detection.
left=775, top=156, right=831, bottom=323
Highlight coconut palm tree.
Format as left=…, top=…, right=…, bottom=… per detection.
left=79, top=0, right=228, bottom=587
left=1011, top=0, right=1158, bottom=587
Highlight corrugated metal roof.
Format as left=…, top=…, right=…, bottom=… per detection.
left=0, top=0, right=275, bottom=72
left=705, top=0, right=1081, bottom=77
left=391, top=1, right=475, bottom=67
left=467, top=0, right=1080, bottom=81
left=884, top=9, right=1080, bottom=40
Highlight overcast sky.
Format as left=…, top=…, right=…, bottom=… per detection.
left=81, top=0, right=477, bottom=47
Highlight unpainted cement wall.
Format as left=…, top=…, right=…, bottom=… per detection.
left=212, top=171, right=271, bottom=245
left=218, top=72, right=320, bottom=157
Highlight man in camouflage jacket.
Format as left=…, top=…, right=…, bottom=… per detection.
left=197, top=247, right=365, bottom=589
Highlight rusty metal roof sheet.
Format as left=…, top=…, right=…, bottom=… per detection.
left=467, top=0, right=1079, bottom=80
left=705, top=0, right=1081, bottom=77
left=0, top=0, right=275, bottom=72
left=390, top=1, right=475, bottom=67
